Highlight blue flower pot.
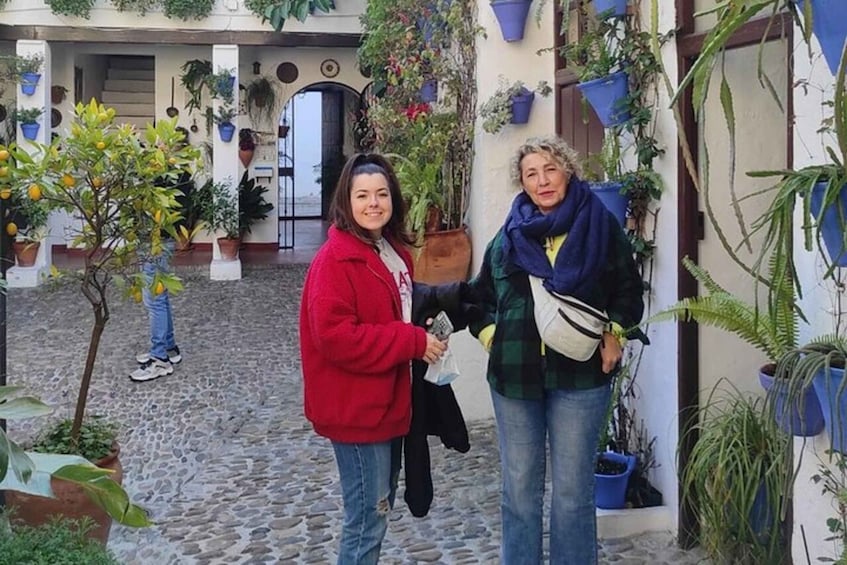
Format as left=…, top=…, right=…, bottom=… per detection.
left=509, top=88, right=535, bottom=124
left=490, top=0, right=532, bottom=42
left=420, top=79, right=438, bottom=103
left=811, top=364, right=847, bottom=453
left=594, top=0, right=627, bottom=18
left=594, top=452, right=636, bottom=509
left=417, top=0, right=451, bottom=44
left=578, top=71, right=631, bottom=128
left=758, top=369, right=824, bottom=437
left=218, top=121, right=236, bottom=142
left=795, top=0, right=847, bottom=75
left=20, top=72, right=41, bottom=96
left=810, top=181, right=847, bottom=266
left=591, top=181, right=628, bottom=227
left=20, top=122, right=40, bottom=140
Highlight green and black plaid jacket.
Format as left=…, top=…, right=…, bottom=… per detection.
left=468, top=225, right=645, bottom=399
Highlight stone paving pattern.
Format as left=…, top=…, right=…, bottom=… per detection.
left=6, top=265, right=709, bottom=564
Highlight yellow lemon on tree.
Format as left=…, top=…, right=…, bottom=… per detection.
left=95, top=141, right=106, bottom=150
left=28, top=184, right=42, bottom=201
left=154, top=281, right=165, bottom=295
left=62, top=173, right=75, bottom=187
left=0, top=167, right=8, bottom=178
left=92, top=176, right=103, bottom=188
left=5, top=222, right=17, bottom=237
left=0, top=187, right=11, bottom=200
left=132, top=288, right=142, bottom=303
left=0, top=149, right=9, bottom=161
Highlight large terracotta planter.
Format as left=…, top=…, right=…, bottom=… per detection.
left=413, top=226, right=472, bottom=284
left=6, top=444, right=123, bottom=545
left=13, top=240, right=40, bottom=267
left=239, top=148, right=254, bottom=168
left=218, top=236, right=240, bottom=261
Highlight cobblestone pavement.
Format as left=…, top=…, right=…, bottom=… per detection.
left=6, top=265, right=709, bottom=564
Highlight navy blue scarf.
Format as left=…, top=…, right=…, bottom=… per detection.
left=502, top=177, right=612, bottom=302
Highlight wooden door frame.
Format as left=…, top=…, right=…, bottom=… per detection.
left=674, top=0, right=794, bottom=546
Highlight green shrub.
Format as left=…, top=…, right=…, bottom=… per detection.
left=0, top=517, right=120, bottom=565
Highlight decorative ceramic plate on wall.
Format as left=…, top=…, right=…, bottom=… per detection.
left=320, top=59, right=339, bottom=78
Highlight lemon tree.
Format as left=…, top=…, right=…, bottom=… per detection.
left=4, top=99, right=201, bottom=449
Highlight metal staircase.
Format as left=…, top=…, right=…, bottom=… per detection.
left=100, top=55, right=155, bottom=128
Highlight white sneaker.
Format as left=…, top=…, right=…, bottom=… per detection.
left=136, top=346, right=182, bottom=365
left=129, top=358, right=173, bottom=382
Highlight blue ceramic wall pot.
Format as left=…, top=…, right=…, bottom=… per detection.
left=509, top=87, right=535, bottom=124
left=420, top=79, right=438, bottom=103
left=218, top=122, right=236, bottom=142
left=490, top=0, right=532, bottom=42
left=20, top=122, right=40, bottom=140
left=811, top=364, right=847, bottom=453
left=758, top=369, right=824, bottom=437
left=594, top=0, right=627, bottom=18
left=795, top=0, right=847, bottom=75
left=810, top=181, right=847, bottom=267
left=591, top=182, right=628, bottom=227
left=20, top=72, right=41, bottom=96
left=577, top=71, right=631, bottom=128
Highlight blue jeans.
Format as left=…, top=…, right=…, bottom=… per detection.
left=331, top=439, right=401, bottom=565
left=142, top=242, right=176, bottom=360
left=491, top=383, right=612, bottom=565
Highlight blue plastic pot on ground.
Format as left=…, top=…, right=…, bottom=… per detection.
left=795, top=0, right=847, bottom=75
left=758, top=369, right=824, bottom=437
left=20, top=122, right=40, bottom=141
left=218, top=122, right=236, bottom=142
left=810, top=181, right=847, bottom=267
left=577, top=71, right=631, bottom=128
left=594, top=452, right=636, bottom=509
left=594, top=0, right=627, bottom=18
left=811, top=365, right=847, bottom=453
left=591, top=182, right=628, bottom=227
left=490, top=0, right=532, bottom=42
left=509, top=88, right=535, bottom=124
left=20, top=72, right=41, bottom=96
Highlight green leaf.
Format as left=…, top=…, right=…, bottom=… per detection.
left=0, top=396, right=52, bottom=420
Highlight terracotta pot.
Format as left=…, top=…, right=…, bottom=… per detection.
left=218, top=236, right=240, bottom=261
left=51, top=85, right=67, bottom=105
left=6, top=443, right=123, bottom=545
left=13, top=240, right=40, bottom=267
left=239, top=148, right=255, bottom=168
left=413, top=226, right=472, bottom=284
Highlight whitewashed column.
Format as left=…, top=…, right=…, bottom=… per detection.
left=8, top=39, right=52, bottom=288
left=210, top=44, right=241, bottom=281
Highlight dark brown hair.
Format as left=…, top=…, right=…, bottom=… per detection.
left=329, top=153, right=416, bottom=246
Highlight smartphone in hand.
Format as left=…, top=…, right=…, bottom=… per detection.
left=427, top=311, right=454, bottom=340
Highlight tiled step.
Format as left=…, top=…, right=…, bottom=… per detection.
left=106, top=102, right=155, bottom=115
left=104, top=79, right=155, bottom=93
left=107, top=68, right=155, bottom=81
left=101, top=90, right=152, bottom=104
left=108, top=56, right=154, bottom=71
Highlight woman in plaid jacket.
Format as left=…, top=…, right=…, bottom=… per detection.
left=469, top=136, right=644, bottom=564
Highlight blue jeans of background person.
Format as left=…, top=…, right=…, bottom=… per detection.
left=491, top=383, right=612, bottom=565
left=142, top=241, right=176, bottom=361
left=331, top=439, right=401, bottom=565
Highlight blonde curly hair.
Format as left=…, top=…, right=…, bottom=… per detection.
left=511, top=135, right=582, bottom=188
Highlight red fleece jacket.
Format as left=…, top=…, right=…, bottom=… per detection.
left=299, top=226, right=428, bottom=443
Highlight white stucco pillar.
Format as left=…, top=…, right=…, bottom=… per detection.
left=8, top=40, right=52, bottom=288
left=210, top=44, right=241, bottom=281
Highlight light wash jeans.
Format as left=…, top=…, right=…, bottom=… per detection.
left=491, top=383, right=612, bottom=565
left=331, top=438, right=402, bottom=565
left=142, top=241, right=176, bottom=361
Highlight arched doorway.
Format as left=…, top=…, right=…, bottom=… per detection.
left=277, top=81, right=362, bottom=251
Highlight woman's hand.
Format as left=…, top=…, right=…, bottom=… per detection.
left=600, top=332, right=622, bottom=374
left=422, top=333, right=448, bottom=364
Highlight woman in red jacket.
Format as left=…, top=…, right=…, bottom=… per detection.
left=299, top=153, right=447, bottom=564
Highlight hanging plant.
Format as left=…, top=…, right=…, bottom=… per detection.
left=180, top=59, right=212, bottom=115
left=110, top=0, right=161, bottom=15
left=44, top=0, right=96, bottom=18
left=244, top=76, right=278, bottom=127
left=163, top=0, right=214, bottom=20
left=245, top=0, right=336, bottom=32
